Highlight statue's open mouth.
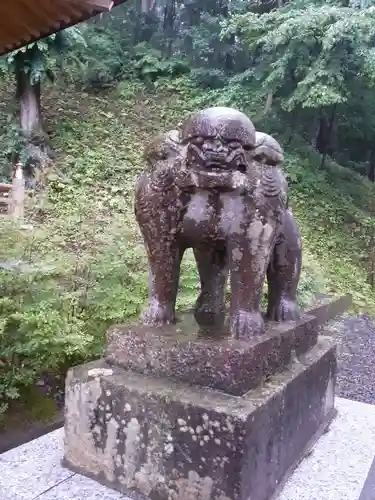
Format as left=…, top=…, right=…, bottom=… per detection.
left=205, top=162, right=230, bottom=171
left=205, top=161, right=247, bottom=174
left=203, top=151, right=248, bottom=174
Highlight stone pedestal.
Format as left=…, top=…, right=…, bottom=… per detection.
left=63, top=296, right=349, bottom=500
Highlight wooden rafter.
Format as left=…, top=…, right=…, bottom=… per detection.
left=0, top=0, right=127, bottom=56
left=71, top=0, right=114, bottom=10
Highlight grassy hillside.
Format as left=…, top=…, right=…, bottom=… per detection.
left=45, top=77, right=375, bottom=312
left=0, top=76, right=375, bottom=411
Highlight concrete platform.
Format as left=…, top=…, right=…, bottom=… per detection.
left=0, top=397, right=374, bottom=500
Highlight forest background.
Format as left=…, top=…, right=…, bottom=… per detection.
left=0, top=0, right=374, bottom=418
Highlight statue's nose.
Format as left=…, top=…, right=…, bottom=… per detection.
left=204, top=139, right=226, bottom=152
left=215, top=140, right=224, bottom=151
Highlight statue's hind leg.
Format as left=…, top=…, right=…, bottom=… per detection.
left=194, top=247, right=228, bottom=329
left=266, top=209, right=301, bottom=321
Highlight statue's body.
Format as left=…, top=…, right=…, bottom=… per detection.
left=255, top=132, right=302, bottom=322
left=135, top=107, right=301, bottom=340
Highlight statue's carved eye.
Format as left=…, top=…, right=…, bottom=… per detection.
left=253, top=152, right=265, bottom=162
left=228, top=141, right=242, bottom=149
left=190, top=136, right=204, bottom=146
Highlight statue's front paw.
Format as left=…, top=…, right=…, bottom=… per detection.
left=230, top=309, right=265, bottom=340
left=194, top=295, right=225, bottom=328
left=267, top=298, right=300, bottom=322
left=140, top=301, right=175, bottom=326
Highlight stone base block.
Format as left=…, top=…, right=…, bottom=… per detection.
left=308, top=294, right=351, bottom=327
left=63, top=337, right=337, bottom=500
left=105, top=313, right=319, bottom=396
left=105, top=295, right=349, bottom=397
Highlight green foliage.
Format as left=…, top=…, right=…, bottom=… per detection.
left=2, top=76, right=374, bottom=414
left=2, top=0, right=375, bottom=417
left=0, top=113, right=52, bottom=181
left=0, top=118, right=23, bottom=180
left=285, top=152, right=375, bottom=308
left=0, top=205, right=146, bottom=412
left=133, top=43, right=190, bottom=83
left=0, top=28, right=86, bottom=86
left=74, top=25, right=129, bottom=88
left=189, top=68, right=228, bottom=89
left=0, top=27, right=88, bottom=180
left=223, top=3, right=375, bottom=110
left=0, top=79, right=195, bottom=411
left=220, top=0, right=375, bottom=172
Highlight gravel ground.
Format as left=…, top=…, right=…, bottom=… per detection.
left=325, top=314, right=375, bottom=405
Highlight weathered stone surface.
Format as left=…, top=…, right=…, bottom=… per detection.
left=63, top=337, right=336, bottom=500
left=105, top=312, right=318, bottom=396
left=105, top=295, right=349, bottom=397
left=135, top=107, right=302, bottom=340
left=308, top=294, right=351, bottom=327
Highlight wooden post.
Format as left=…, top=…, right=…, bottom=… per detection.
left=9, top=162, right=25, bottom=220
left=0, top=183, right=11, bottom=213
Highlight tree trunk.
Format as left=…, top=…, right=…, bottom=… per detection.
left=286, top=107, right=299, bottom=145
left=15, top=58, right=43, bottom=138
left=315, top=105, right=336, bottom=168
left=368, top=147, right=375, bottom=182
left=163, top=0, right=177, bottom=58
left=14, top=53, right=51, bottom=189
left=264, top=92, right=273, bottom=115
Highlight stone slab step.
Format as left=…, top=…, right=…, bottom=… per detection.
left=0, top=397, right=374, bottom=500
left=278, top=397, right=375, bottom=500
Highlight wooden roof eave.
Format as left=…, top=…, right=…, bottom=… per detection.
left=0, top=0, right=122, bottom=57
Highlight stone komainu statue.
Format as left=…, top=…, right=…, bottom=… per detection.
left=135, top=107, right=301, bottom=340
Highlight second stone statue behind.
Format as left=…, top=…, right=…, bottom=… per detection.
left=135, top=106, right=302, bottom=340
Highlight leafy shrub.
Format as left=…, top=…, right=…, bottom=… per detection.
left=133, top=43, right=190, bottom=83
left=0, top=205, right=147, bottom=413
left=1, top=76, right=375, bottom=416
left=189, top=68, right=228, bottom=89
left=296, top=250, right=327, bottom=308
